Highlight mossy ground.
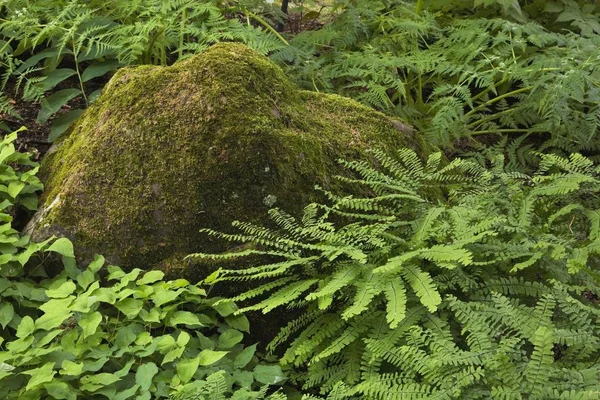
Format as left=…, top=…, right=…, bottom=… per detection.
left=30, top=43, right=418, bottom=280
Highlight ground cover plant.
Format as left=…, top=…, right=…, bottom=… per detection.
left=192, top=145, right=600, bottom=398
left=272, top=0, right=600, bottom=153
left=0, top=0, right=285, bottom=137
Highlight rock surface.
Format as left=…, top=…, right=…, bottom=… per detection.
left=27, top=43, right=418, bottom=278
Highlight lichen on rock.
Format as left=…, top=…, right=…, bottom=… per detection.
left=27, top=42, right=420, bottom=279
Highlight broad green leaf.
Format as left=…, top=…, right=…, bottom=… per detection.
left=212, top=300, right=238, bottom=317
left=115, top=298, right=144, bottom=318
left=139, top=308, right=160, bottom=323
left=35, top=309, right=73, bottom=331
left=7, top=181, right=25, bottom=198
left=234, top=370, right=254, bottom=389
left=168, top=311, right=202, bottom=327
left=82, top=60, right=121, bottom=82
left=234, top=344, right=256, bottom=369
left=0, top=362, right=15, bottom=372
left=113, top=384, right=139, bottom=400
left=88, top=89, right=103, bottom=103
left=48, top=109, right=84, bottom=143
left=156, top=335, right=176, bottom=353
left=0, top=302, right=14, bottom=329
left=39, top=297, right=74, bottom=313
left=16, top=47, right=62, bottom=72
left=162, top=346, right=185, bottom=365
left=23, top=362, right=56, bottom=391
left=7, top=336, right=34, bottom=352
left=37, top=329, right=62, bottom=347
left=60, top=360, right=84, bottom=376
left=218, top=328, right=244, bottom=349
left=81, top=373, right=120, bottom=388
left=152, top=287, right=184, bottom=307
left=177, top=356, right=200, bottom=384
left=115, top=325, right=139, bottom=348
left=16, top=315, right=35, bottom=338
left=76, top=270, right=95, bottom=290
left=46, top=281, right=77, bottom=298
left=135, top=362, right=158, bottom=391
left=44, top=380, right=73, bottom=399
left=37, top=89, right=82, bottom=123
left=85, top=288, right=113, bottom=305
left=198, top=349, right=229, bottom=366
left=137, top=270, right=164, bottom=285
left=177, top=331, right=191, bottom=347
left=225, top=314, right=250, bottom=333
left=37, top=69, right=77, bottom=91
left=87, top=254, right=105, bottom=273
left=253, top=365, right=286, bottom=385
left=46, top=238, right=75, bottom=258
left=78, top=311, right=102, bottom=339
left=83, top=357, right=108, bottom=372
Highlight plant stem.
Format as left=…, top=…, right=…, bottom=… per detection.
left=471, top=78, right=508, bottom=103
left=465, top=86, right=532, bottom=117
left=471, top=128, right=545, bottom=136
left=179, top=8, right=187, bottom=60
left=468, top=108, right=516, bottom=128
left=244, top=10, right=289, bottom=46
left=417, top=74, right=424, bottom=108
left=72, top=33, right=88, bottom=106
left=416, top=0, right=424, bottom=14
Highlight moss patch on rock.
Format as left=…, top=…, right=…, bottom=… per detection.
left=27, top=43, right=420, bottom=279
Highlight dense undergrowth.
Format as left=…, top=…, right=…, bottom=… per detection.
left=1, top=0, right=600, bottom=399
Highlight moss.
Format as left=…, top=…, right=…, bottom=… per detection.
left=28, top=43, right=420, bottom=279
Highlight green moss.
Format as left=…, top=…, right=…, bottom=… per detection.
left=30, top=43, right=419, bottom=278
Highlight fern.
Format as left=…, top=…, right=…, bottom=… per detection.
left=191, top=147, right=600, bottom=398
left=270, top=0, right=600, bottom=154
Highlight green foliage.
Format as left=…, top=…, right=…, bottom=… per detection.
left=272, top=0, right=600, bottom=153
left=0, top=129, right=287, bottom=399
left=191, top=146, right=600, bottom=398
left=1, top=258, right=288, bottom=399
left=0, top=0, right=285, bottom=138
left=426, top=0, right=600, bottom=36
left=0, top=127, right=45, bottom=277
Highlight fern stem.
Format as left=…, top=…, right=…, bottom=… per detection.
left=471, top=128, right=545, bottom=136
left=417, top=74, right=424, bottom=108
left=416, top=0, right=424, bottom=14
left=179, top=8, right=187, bottom=61
left=465, top=86, right=532, bottom=117
left=72, top=33, right=88, bottom=106
left=470, top=78, right=508, bottom=103
left=468, top=108, right=516, bottom=128
left=244, top=11, right=289, bottom=46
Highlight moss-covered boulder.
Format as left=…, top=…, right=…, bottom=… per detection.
left=27, top=43, right=418, bottom=277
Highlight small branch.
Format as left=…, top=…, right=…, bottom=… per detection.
left=244, top=10, right=289, bottom=46
left=468, top=108, right=516, bottom=128
left=465, top=86, right=532, bottom=118
left=416, top=0, right=424, bottom=14
left=471, top=128, right=545, bottom=136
